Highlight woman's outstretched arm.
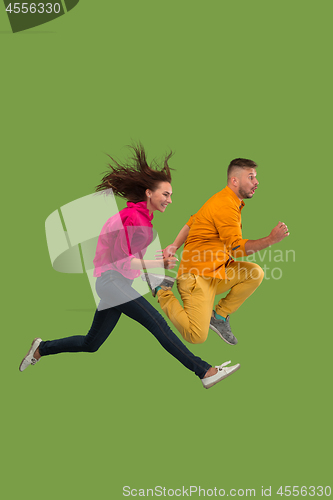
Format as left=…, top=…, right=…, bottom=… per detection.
left=130, top=257, right=177, bottom=270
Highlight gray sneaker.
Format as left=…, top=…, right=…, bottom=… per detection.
left=141, top=273, right=176, bottom=297
left=209, top=311, right=238, bottom=345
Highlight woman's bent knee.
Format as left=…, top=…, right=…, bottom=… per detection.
left=83, top=343, right=100, bottom=353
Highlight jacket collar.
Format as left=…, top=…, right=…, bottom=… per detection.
left=126, top=200, right=154, bottom=221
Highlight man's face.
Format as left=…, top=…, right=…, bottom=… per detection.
left=237, top=168, right=259, bottom=199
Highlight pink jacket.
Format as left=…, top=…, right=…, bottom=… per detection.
left=93, top=201, right=154, bottom=279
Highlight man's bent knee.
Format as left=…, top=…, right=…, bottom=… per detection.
left=248, top=264, right=264, bottom=288
left=190, top=336, right=207, bottom=345
left=185, top=329, right=208, bottom=345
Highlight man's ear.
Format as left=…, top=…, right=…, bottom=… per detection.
left=231, top=176, right=239, bottom=187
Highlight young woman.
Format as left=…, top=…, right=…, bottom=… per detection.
left=19, top=144, right=240, bottom=389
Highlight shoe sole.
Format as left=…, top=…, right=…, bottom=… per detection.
left=209, top=324, right=238, bottom=345
left=141, top=274, right=176, bottom=298
left=203, top=364, right=241, bottom=389
left=19, top=337, right=41, bottom=372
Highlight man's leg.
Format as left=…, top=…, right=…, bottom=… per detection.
left=215, top=261, right=264, bottom=317
left=157, top=273, right=217, bottom=344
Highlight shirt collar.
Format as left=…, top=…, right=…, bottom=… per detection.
left=126, top=200, right=154, bottom=221
left=225, top=185, right=245, bottom=210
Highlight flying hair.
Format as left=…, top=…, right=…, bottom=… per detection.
left=95, top=143, right=173, bottom=203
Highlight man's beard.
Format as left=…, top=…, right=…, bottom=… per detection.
left=238, top=187, right=253, bottom=199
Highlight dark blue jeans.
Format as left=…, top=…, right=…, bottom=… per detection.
left=39, top=270, right=211, bottom=379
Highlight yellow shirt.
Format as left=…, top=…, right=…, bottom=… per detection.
left=177, top=186, right=249, bottom=279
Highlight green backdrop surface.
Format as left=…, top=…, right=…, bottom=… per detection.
left=1, top=1, right=332, bottom=499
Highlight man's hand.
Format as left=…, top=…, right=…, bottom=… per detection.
left=269, top=221, right=290, bottom=244
left=163, top=244, right=178, bottom=258
left=245, top=221, right=290, bottom=255
left=155, top=245, right=178, bottom=259
left=157, top=225, right=190, bottom=260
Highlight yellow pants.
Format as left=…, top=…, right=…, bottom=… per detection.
left=157, top=261, right=264, bottom=344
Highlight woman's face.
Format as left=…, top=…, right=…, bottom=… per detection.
left=146, top=182, right=172, bottom=214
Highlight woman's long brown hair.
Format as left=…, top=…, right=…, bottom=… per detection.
left=95, top=143, right=173, bottom=203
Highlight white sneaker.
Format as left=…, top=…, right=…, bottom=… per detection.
left=201, top=360, right=240, bottom=389
left=19, top=338, right=42, bottom=372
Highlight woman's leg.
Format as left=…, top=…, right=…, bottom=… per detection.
left=101, top=273, right=211, bottom=379
left=38, top=270, right=211, bottom=379
left=39, top=307, right=121, bottom=356
left=38, top=271, right=129, bottom=357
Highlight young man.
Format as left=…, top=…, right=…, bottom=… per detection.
left=142, top=158, right=289, bottom=345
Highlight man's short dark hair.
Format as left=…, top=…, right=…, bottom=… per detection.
left=227, top=158, right=258, bottom=179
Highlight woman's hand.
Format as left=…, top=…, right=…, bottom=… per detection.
left=162, top=257, right=178, bottom=269
left=155, top=250, right=178, bottom=269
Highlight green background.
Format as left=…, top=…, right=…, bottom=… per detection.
left=1, top=1, right=332, bottom=499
